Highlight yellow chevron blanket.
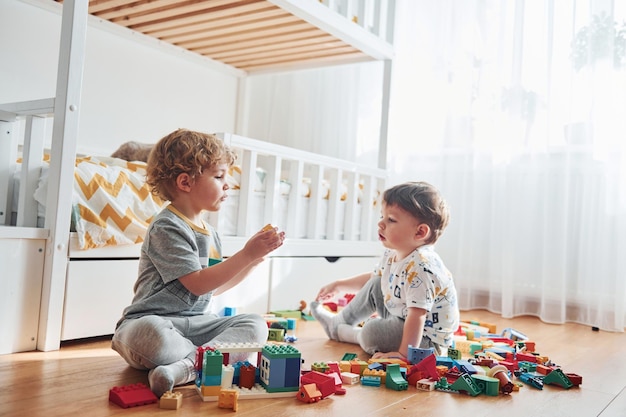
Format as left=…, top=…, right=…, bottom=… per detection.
left=71, top=156, right=165, bottom=250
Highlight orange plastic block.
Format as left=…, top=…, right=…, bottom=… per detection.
left=218, top=389, right=239, bottom=411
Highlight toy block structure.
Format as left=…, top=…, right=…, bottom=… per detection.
left=159, top=391, right=182, bottom=409
left=212, top=342, right=265, bottom=366
left=195, top=343, right=302, bottom=401
left=109, top=383, right=158, bottom=408
left=259, top=344, right=301, bottom=393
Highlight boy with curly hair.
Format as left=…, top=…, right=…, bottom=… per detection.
left=112, top=129, right=284, bottom=396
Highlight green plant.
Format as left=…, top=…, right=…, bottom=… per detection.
left=571, top=12, right=626, bottom=71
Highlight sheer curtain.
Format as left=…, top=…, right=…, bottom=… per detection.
left=243, top=0, right=626, bottom=331
left=388, top=0, right=626, bottom=331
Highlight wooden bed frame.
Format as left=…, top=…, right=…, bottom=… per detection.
left=0, top=0, right=395, bottom=354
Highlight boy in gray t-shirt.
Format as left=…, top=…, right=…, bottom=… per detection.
left=112, top=129, right=284, bottom=397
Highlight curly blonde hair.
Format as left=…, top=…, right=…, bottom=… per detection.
left=146, top=129, right=236, bottom=201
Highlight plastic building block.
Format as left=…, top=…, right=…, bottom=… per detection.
left=197, top=383, right=295, bottom=402
left=270, top=310, right=302, bottom=319
left=407, top=345, right=435, bottom=365
left=453, top=359, right=477, bottom=375
left=350, top=359, right=369, bottom=375
left=416, top=378, right=437, bottom=391
left=501, top=327, right=529, bottom=341
left=486, top=365, right=514, bottom=394
left=363, top=368, right=386, bottom=384
left=543, top=368, right=574, bottom=389
left=385, top=364, right=408, bottom=391
left=341, top=353, right=358, bottom=361
left=223, top=307, right=236, bottom=316
left=471, top=374, right=500, bottom=396
left=239, top=363, right=256, bottom=389
left=109, top=383, right=158, bottom=408
left=268, top=327, right=286, bottom=341
left=300, top=371, right=336, bottom=398
left=297, top=383, right=322, bottom=403
left=435, top=377, right=459, bottom=394
left=409, top=353, right=439, bottom=381
left=467, top=319, right=497, bottom=333
left=311, top=362, right=330, bottom=373
left=159, top=391, right=182, bottom=409
left=340, top=372, right=360, bottom=385
left=218, top=389, right=239, bottom=411
left=449, top=374, right=481, bottom=396
left=259, top=344, right=301, bottom=393
left=447, top=348, right=461, bottom=360
left=361, top=375, right=382, bottom=387
left=517, top=372, right=544, bottom=389
left=327, top=361, right=341, bottom=375
left=565, top=373, right=583, bottom=386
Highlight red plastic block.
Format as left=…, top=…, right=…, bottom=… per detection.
left=300, top=371, right=336, bottom=398
left=109, top=383, right=158, bottom=408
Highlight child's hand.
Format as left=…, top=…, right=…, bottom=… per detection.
left=316, top=282, right=339, bottom=301
left=371, top=351, right=407, bottom=361
left=243, top=224, right=285, bottom=260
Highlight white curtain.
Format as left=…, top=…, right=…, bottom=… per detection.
left=244, top=0, right=626, bottom=332
left=388, top=0, right=626, bottom=332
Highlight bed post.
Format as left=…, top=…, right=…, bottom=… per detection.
left=37, top=0, right=88, bottom=351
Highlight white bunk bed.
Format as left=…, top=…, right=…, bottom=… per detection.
left=0, top=0, right=394, bottom=354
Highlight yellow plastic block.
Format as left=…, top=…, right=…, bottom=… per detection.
left=159, top=391, right=182, bottom=410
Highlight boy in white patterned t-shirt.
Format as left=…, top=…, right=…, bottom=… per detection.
left=311, top=182, right=459, bottom=360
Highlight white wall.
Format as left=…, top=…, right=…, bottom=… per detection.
left=241, top=62, right=384, bottom=167
left=0, top=0, right=240, bottom=155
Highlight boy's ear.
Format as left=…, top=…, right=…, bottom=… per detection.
left=415, top=223, right=431, bottom=241
left=176, top=172, right=192, bottom=192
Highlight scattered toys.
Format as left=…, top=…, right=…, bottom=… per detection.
left=107, top=317, right=582, bottom=411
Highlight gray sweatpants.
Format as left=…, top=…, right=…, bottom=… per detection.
left=111, top=313, right=268, bottom=370
left=342, top=275, right=440, bottom=355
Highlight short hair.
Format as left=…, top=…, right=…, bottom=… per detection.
left=382, top=181, right=450, bottom=244
left=146, top=129, right=236, bottom=201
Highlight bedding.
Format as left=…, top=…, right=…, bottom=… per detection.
left=69, top=156, right=165, bottom=249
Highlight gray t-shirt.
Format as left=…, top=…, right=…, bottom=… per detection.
left=120, top=205, right=223, bottom=321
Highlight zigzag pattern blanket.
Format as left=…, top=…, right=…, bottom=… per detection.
left=71, top=156, right=165, bottom=250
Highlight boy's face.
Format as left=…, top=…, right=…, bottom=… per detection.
left=377, top=202, right=423, bottom=258
left=189, top=163, right=230, bottom=212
